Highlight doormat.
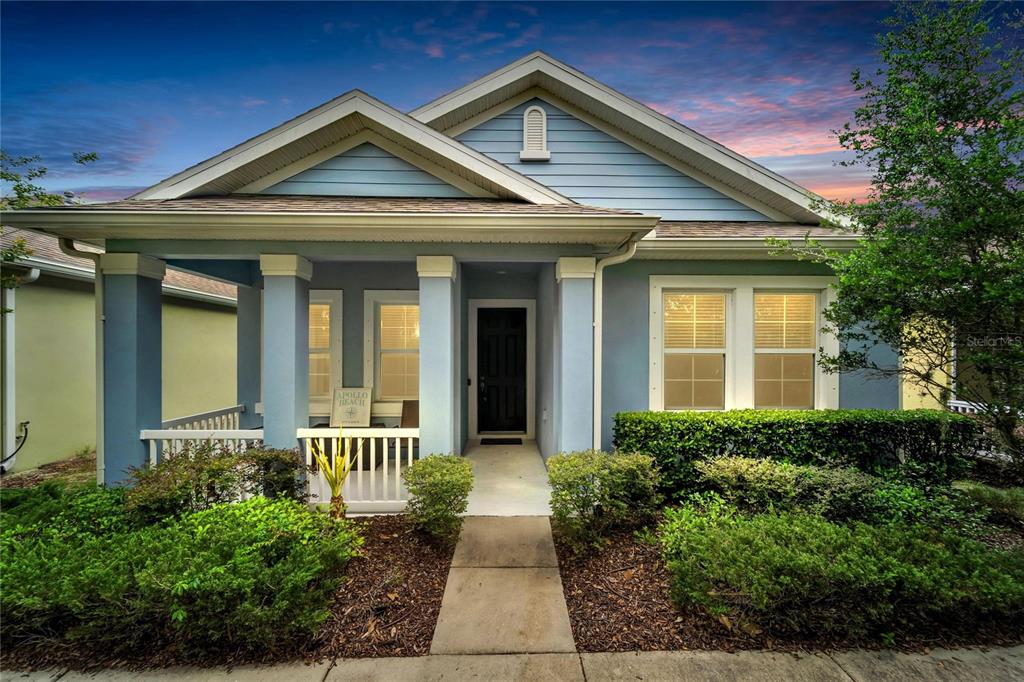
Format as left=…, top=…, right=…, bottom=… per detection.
left=480, top=438, right=523, bottom=445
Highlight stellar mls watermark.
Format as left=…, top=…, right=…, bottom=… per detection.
left=964, top=333, right=1023, bottom=348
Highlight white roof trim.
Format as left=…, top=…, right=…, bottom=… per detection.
left=133, top=90, right=571, bottom=205
left=411, top=52, right=837, bottom=224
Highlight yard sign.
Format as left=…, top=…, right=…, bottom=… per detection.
left=330, top=387, right=372, bottom=427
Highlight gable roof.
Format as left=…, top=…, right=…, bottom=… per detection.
left=410, top=52, right=828, bottom=224
left=132, top=90, right=570, bottom=205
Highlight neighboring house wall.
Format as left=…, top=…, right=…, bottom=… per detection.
left=457, top=98, right=769, bottom=221
left=12, top=275, right=236, bottom=471
left=264, top=142, right=470, bottom=198
left=599, top=260, right=901, bottom=451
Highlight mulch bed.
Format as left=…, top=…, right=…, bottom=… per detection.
left=554, top=528, right=1024, bottom=654
left=311, top=514, right=454, bottom=659
left=0, top=453, right=96, bottom=489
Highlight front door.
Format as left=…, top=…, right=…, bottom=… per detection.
left=477, top=307, right=527, bottom=432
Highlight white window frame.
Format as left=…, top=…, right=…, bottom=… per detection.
left=659, top=290, right=734, bottom=410
left=520, top=105, right=551, bottom=161
left=363, top=290, right=420, bottom=417
left=649, top=276, right=838, bottom=411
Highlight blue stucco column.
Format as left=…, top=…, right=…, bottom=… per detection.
left=236, top=282, right=262, bottom=429
left=260, top=255, right=311, bottom=449
left=418, top=256, right=457, bottom=455
left=100, top=253, right=165, bottom=486
left=556, top=257, right=596, bottom=453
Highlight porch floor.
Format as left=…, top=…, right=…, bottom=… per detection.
left=463, top=440, right=551, bottom=516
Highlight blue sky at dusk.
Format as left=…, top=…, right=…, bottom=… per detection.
left=1, top=1, right=893, bottom=202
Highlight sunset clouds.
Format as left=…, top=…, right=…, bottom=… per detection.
left=1, top=1, right=891, bottom=203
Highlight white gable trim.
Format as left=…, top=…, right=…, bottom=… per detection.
left=412, top=52, right=835, bottom=224
left=133, top=91, right=570, bottom=205
left=448, top=87, right=793, bottom=222
left=235, top=130, right=495, bottom=198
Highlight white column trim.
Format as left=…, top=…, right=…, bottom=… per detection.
left=99, top=253, right=165, bottom=280
left=555, top=256, right=596, bottom=281
left=259, top=254, right=312, bottom=281
left=416, top=255, right=456, bottom=279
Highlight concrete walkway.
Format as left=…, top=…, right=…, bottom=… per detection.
left=13, top=646, right=1024, bottom=681
left=429, top=516, right=574, bottom=655
left=463, top=441, right=551, bottom=516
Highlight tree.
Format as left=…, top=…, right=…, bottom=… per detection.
left=779, top=1, right=1024, bottom=464
left=1, top=151, right=98, bottom=308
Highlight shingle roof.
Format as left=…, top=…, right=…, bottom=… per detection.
left=1, top=229, right=237, bottom=301
left=51, top=195, right=641, bottom=216
left=655, top=221, right=855, bottom=239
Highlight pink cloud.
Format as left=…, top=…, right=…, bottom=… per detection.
left=424, top=42, right=445, bottom=58
left=721, top=128, right=843, bottom=157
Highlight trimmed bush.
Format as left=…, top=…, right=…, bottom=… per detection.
left=126, top=444, right=307, bottom=520
left=0, top=482, right=134, bottom=535
left=404, top=455, right=474, bottom=542
left=1, top=496, right=360, bottom=657
left=614, top=409, right=980, bottom=493
left=548, top=450, right=662, bottom=548
left=696, top=456, right=877, bottom=520
left=659, top=497, right=1024, bottom=639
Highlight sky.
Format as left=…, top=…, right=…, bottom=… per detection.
left=1, top=1, right=893, bottom=203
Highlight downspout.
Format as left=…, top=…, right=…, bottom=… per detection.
left=2, top=268, right=40, bottom=472
left=593, top=235, right=641, bottom=450
left=59, top=239, right=104, bottom=485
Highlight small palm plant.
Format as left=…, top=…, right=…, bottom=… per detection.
left=309, top=427, right=357, bottom=519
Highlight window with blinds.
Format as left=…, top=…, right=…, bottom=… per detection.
left=520, top=105, right=551, bottom=160
left=754, top=292, right=816, bottom=408
left=378, top=304, right=419, bottom=401
left=309, top=303, right=332, bottom=400
left=662, top=292, right=726, bottom=409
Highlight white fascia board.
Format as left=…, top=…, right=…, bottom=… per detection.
left=411, top=52, right=838, bottom=224
left=635, top=236, right=859, bottom=260
left=134, top=91, right=570, bottom=206
left=17, top=256, right=236, bottom=307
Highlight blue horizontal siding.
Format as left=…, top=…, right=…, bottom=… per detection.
left=264, top=142, right=469, bottom=198
left=457, top=99, right=768, bottom=221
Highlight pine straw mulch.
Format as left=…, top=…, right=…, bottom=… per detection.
left=0, top=514, right=453, bottom=671
left=0, top=453, right=96, bottom=489
left=311, top=514, right=454, bottom=659
left=554, top=528, right=1024, bottom=655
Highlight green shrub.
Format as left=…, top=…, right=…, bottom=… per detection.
left=1, top=497, right=360, bottom=657
left=403, top=455, right=474, bottom=542
left=954, top=481, right=1024, bottom=524
left=548, top=450, right=662, bottom=548
left=0, top=482, right=133, bottom=535
left=659, top=498, right=1024, bottom=639
left=696, top=456, right=877, bottom=520
left=614, top=409, right=980, bottom=494
left=126, top=444, right=307, bottom=520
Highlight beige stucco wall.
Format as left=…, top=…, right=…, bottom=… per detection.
left=9, top=275, right=236, bottom=471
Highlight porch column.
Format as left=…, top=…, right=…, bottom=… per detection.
left=556, top=257, right=596, bottom=453
left=236, top=283, right=262, bottom=429
left=260, top=255, right=311, bottom=449
left=418, top=256, right=457, bottom=455
left=100, top=253, right=165, bottom=486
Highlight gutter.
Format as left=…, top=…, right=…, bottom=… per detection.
left=593, top=234, right=642, bottom=450
left=59, top=239, right=104, bottom=485
left=2, top=268, right=40, bottom=472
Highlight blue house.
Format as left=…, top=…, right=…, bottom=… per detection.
left=6, top=53, right=894, bottom=507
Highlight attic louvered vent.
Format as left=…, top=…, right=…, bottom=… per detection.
left=520, top=105, right=551, bottom=161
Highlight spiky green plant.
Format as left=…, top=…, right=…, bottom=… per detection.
left=309, top=427, right=356, bottom=519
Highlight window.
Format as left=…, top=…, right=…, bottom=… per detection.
left=662, top=292, right=726, bottom=409
left=754, top=293, right=816, bottom=409
left=650, top=276, right=838, bottom=411
left=309, top=291, right=343, bottom=404
left=364, top=291, right=420, bottom=403
left=520, top=105, right=550, bottom=161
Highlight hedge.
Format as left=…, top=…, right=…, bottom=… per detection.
left=613, top=409, right=980, bottom=493
left=660, top=498, right=1024, bottom=639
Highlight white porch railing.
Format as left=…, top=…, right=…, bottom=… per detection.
left=140, top=429, right=265, bottom=466
left=137, top=427, right=421, bottom=513
left=161, top=404, right=246, bottom=430
left=948, top=399, right=984, bottom=415
left=298, top=428, right=420, bottom=513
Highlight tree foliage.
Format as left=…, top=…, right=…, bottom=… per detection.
left=784, top=1, right=1024, bottom=462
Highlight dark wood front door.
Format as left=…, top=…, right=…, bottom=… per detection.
left=477, top=307, right=527, bottom=432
